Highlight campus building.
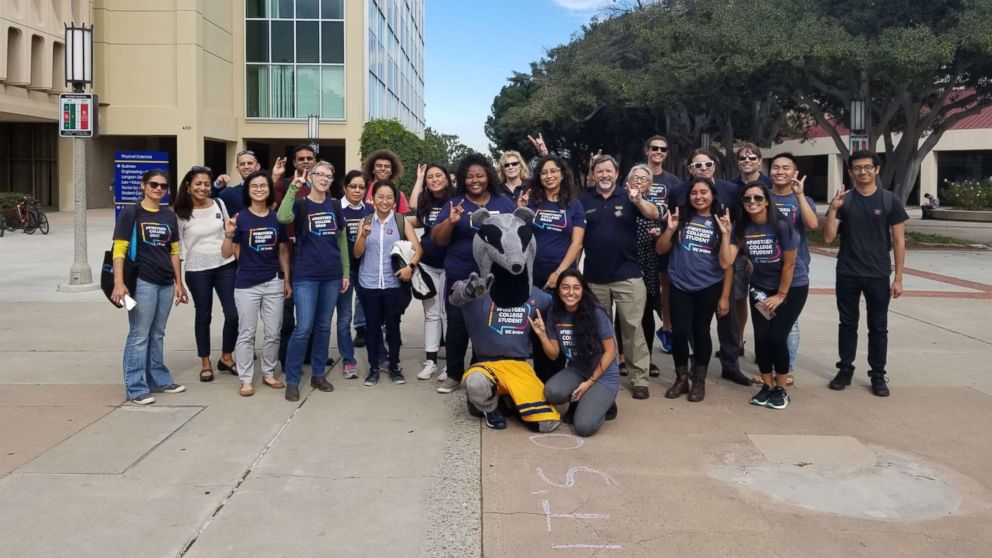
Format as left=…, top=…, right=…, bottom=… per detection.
left=0, top=0, right=425, bottom=211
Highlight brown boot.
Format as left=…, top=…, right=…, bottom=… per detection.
left=665, top=365, right=690, bottom=399
left=688, top=365, right=707, bottom=402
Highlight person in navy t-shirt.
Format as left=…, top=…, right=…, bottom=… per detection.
left=643, top=135, right=681, bottom=354
left=335, top=170, right=375, bottom=380
left=431, top=153, right=515, bottom=394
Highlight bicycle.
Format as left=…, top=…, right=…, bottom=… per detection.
left=5, top=202, right=48, bottom=234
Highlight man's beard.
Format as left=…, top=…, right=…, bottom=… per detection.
left=596, top=180, right=614, bottom=192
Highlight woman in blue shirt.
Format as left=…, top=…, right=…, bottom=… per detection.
left=655, top=177, right=734, bottom=403
left=335, top=170, right=374, bottom=380
left=222, top=170, right=291, bottom=397
left=409, top=162, right=455, bottom=381
left=532, top=269, right=619, bottom=437
left=276, top=161, right=351, bottom=402
left=353, top=180, right=423, bottom=386
left=431, top=153, right=515, bottom=394
left=725, top=181, right=809, bottom=410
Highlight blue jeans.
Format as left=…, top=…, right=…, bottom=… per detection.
left=787, top=321, right=800, bottom=372
left=336, top=282, right=357, bottom=365
left=285, top=279, right=341, bottom=385
left=122, top=279, right=177, bottom=399
left=354, top=293, right=366, bottom=329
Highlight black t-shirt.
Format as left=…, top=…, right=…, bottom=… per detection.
left=579, top=187, right=649, bottom=283
left=836, top=188, right=909, bottom=278
left=113, top=204, right=179, bottom=285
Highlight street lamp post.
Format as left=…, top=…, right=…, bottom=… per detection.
left=59, top=22, right=97, bottom=292
left=849, top=99, right=868, bottom=153
left=307, top=114, right=320, bottom=155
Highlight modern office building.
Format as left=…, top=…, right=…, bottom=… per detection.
left=0, top=0, right=425, bottom=211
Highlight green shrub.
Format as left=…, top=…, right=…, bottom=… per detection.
left=0, top=192, right=40, bottom=217
left=942, top=178, right=992, bottom=210
left=359, top=119, right=444, bottom=194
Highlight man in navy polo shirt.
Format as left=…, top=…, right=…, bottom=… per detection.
left=580, top=155, right=660, bottom=400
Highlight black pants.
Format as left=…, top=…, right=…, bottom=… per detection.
left=185, top=262, right=238, bottom=358
left=836, top=274, right=891, bottom=375
left=715, top=295, right=742, bottom=375
left=357, top=286, right=404, bottom=373
left=751, top=284, right=809, bottom=374
left=669, top=282, right=722, bottom=368
left=445, top=298, right=470, bottom=382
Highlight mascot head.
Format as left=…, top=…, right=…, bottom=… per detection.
left=471, top=207, right=536, bottom=308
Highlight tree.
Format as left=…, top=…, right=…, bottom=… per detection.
left=360, top=119, right=443, bottom=193
left=424, top=127, right=475, bottom=169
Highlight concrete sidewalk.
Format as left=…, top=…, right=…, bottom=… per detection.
left=1, top=210, right=991, bottom=557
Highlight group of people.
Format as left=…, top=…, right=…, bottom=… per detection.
left=110, top=134, right=907, bottom=437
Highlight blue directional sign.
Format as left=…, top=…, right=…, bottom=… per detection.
left=114, top=151, right=170, bottom=219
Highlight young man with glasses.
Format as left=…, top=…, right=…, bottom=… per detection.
left=211, top=150, right=261, bottom=215
left=643, top=135, right=681, bottom=354
left=823, top=150, right=907, bottom=397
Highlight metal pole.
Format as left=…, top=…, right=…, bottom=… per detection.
left=68, top=135, right=92, bottom=285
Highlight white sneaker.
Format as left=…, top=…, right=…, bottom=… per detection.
left=436, top=377, right=460, bottom=394
left=417, top=360, right=438, bottom=380
left=436, top=368, right=448, bottom=382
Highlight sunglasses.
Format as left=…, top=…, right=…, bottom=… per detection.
left=742, top=195, right=766, bottom=203
left=688, top=161, right=715, bottom=170
left=147, top=182, right=168, bottom=190
left=738, top=155, right=759, bottom=162
left=649, top=145, right=669, bottom=153
left=503, top=161, right=521, bottom=168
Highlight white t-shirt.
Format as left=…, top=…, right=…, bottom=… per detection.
left=178, top=199, right=236, bottom=272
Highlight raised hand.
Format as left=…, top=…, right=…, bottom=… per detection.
left=359, top=219, right=372, bottom=238
left=587, top=149, right=603, bottom=171
left=831, top=185, right=850, bottom=210
left=464, top=272, right=494, bottom=298
left=272, top=157, right=287, bottom=182
left=666, top=207, right=680, bottom=231
left=516, top=188, right=530, bottom=209
left=626, top=183, right=642, bottom=202
left=224, top=214, right=238, bottom=237
left=792, top=174, right=807, bottom=195
left=215, top=174, right=231, bottom=188
left=527, top=133, right=549, bottom=156
left=716, top=208, right=732, bottom=235
left=417, top=163, right=426, bottom=180
left=291, top=168, right=308, bottom=189
left=529, top=308, right=547, bottom=337
left=449, top=199, right=466, bottom=224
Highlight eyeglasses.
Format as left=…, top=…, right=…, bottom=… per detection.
left=147, top=181, right=168, bottom=190
left=309, top=172, right=332, bottom=180
left=649, top=145, right=669, bottom=153
left=539, top=168, right=561, bottom=176
left=345, top=182, right=365, bottom=189
left=851, top=164, right=875, bottom=173
left=742, top=195, right=766, bottom=203
left=249, top=184, right=269, bottom=191
left=190, top=165, right=211, bottom=173
left=739, top=155, right=759, bottom=162
left=503, top=161, right=521, bottom=168
left=629, top=175, right=651, bottom=183
left=688, top=161, right=715, bottom=170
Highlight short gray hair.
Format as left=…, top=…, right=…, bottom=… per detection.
left=626, top=164, right=652, bottom=183
left=311, top=160, right=335, bottom=176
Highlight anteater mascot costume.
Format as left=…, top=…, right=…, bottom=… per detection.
left=449, top=207, right=561, bottom=432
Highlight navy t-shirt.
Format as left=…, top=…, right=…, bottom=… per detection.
left=113, top=204, right=179, bottom=286
left=547, top=306, right=620, bottom=395
left=668, top=214, right=724, bottom=292
left=740, top=220, right=808, bottom=289
left=291, top=197, right=346, bottom=282
left=418, top=196, right=448, bottom=270
left=341, top=202, right=374, bottom=279
left=733, top=173, right=773, bottom=190
left=836, top=188, right=909, bottom=278
left=218, top=184, right=245, bottom=216
left=579, top=187, right=649, bottom=284
left=771, top=192, right=816, bottom=268
left=437, top=194, right=516, bottom=284
left=529, top=199, right=586, bottom=287
left=232, top=209, right=288, bottom=289
left=650, top=171, right=680, bottom=213
left=462, top=287, right=552, bottom=360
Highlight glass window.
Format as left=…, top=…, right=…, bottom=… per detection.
left=321, top=21, right=343, bottom=64
left=246, top=65, right=270, bottom=117
left=296, top=21, right=319, bottom=63
left=296, top=66, right=320, bottom=117
left=271, top=64, right=295, bottom=118
left=296, top=0, right=318, bottom=18
left=271, top=21, right=294, bottom=62
left=245, top=20, right=269, bottom=62
left=272, top=0, right=293, bottom=18
left=321, top=66, right=345, bottom=119
left=246, top=0, right=268, bottom=18
left=322, top=0, right=343, bottom=19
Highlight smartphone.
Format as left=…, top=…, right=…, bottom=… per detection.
left=123, top=294, right=137, bottom=311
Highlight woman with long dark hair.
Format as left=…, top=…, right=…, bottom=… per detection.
left=532, top=269, right=619, bottom=437
left=431, top=153, right=515, bottom=394
left=655, top=177, right=734, bottom=403
left=111, top=169, right=188, bottom=404
left=409, top=162, right=454, bottom=380
left=726, top=181, right=809, bottom=409
left=175, top=166, right=238, bottom=382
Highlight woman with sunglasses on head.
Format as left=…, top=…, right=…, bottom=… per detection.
left=532, top=269, right=619, bottom=437
left=517, top=154, right=585, bottom=381
left=655, top=177, right=734, bottom=403
left=409, top=162, right=455, bottom=381
left=276, top=161, right=350, bottom=402
left=353, top=180, right=423, bottom=386
left=334, top=170, right=374, bottom=380
left=222, top=170, right=291, bottom=397
left=361, top=149, right=412, bottom=214
left=432, top=153, right=516, bottom=394
left=497, top=150, right=531, bottom=201
left=175, top=166, right=238, bottom=382
left=725, top=181, right=808, bottom=410
left=111, top=169, right=188, bottom=404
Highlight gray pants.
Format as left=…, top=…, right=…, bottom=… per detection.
left=589, top=279, right=650, bottom=388
left=544, top=367, right=616, bottom=437
left=234, top=277, right=284, bottom=384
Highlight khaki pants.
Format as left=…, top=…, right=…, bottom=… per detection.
left=590, top=278, right=650, bottom=388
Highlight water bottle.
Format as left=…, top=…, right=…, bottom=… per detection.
left=750, top=287, right=776, bottom=320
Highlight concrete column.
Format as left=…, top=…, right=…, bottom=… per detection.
left=826, top=153, right=844, bottom=199
left=57, top=137, right=75, bottom=212
left=919, top=150, right=939, bottom=204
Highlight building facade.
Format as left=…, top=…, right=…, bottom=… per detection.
left=0, top=0, right=425, bottom=211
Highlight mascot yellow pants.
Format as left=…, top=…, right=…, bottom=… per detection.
left=462, top=360, right=560, bottom=422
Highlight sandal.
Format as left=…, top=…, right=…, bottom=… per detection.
left=199, top=369, right=214, bottom=383
left=217, top=359, right=237, bottom=375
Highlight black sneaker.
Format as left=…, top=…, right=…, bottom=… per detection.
left=766, top=387, right=790, bottom=410
left=869, top=374, right=890, bottom=397
left=130, top=393, right=155, bottom=405
left=466, top=399, right=484, bottom=418
left=285, top=384, right=300, bottom=402
left=364, top=371, right=380, bottom=386
left=750, top=384, right=772, bottom=406
left=561, top=405, right=576, bottom=425
left=649, top=363, right=661, bottom=378
left=605, top=402, right=618, bottom=420
left=389, top=369, right=406, bottom=385
left=484, top=409, right=507, bottom=430
left=618, top=362, right=628, bottom=376
left=162, top=384, right=186, bottom=394
left=310, top=375, right=334, bottom=392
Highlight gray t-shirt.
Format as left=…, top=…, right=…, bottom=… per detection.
left=463, top=287, right=552, bottom=360
left=547, top=306, right=620, bottom=395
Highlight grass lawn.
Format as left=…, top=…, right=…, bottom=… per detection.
left=808, top=229, right=975, bottom=248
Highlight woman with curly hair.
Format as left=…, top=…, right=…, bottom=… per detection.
left=532, top=269, right=619, bottom=437
left=431, top=153, right=515, bottom=394
left=361, top=148, right=411, bottom=214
